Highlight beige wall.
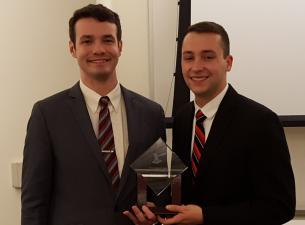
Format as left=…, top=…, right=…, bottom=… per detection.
left=0, top=1, right=94, bottom=224
left=111, top=0, right=151, bottom=98
left=147, top=0, right=178, bottom=117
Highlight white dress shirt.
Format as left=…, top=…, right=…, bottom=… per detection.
left=191, top=84, right=229, bottom=156
left=80, top=80, right=129, bottom=177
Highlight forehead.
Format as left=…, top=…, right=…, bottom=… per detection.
left=74, top=18, right=117, bottom=38
left=182, top=32, right=223, bottom=53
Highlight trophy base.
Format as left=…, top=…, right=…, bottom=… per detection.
left=149, top=206, right=177, bottom=218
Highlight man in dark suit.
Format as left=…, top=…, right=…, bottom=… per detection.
left=158, top=21, right=296, bottom=225
left=126, top=22, right=296, bottom=225
left=21, top=4, right=165, bottom=225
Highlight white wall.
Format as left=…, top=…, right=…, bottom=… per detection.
left=191, top=0, right=305, bottom=116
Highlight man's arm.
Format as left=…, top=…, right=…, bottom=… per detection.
left=21, top=102, right=53, bottom=225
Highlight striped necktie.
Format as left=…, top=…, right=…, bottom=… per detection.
left=98, top=96, right=120, bottom=190
left=191, top=110, right=207, bottom=177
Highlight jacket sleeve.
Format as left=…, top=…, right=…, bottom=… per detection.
left=21, top=102, right=53, bottom=225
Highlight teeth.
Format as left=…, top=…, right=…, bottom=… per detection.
left=90, top=59, right=108, bottom=63
left=192, top=77, right=207, bottom=81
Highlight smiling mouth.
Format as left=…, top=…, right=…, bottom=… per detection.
left=191, top=76, right=208, bottom=81
left=88, top=58, right=110, bottom=63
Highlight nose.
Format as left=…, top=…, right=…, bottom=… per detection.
left=191, top=58, right=205, bottom=72
left=92, top=42, right=105, bottom=55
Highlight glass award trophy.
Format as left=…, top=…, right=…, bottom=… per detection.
left=130, top=138, right=187, bottom=215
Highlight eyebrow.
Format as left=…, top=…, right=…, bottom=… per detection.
left=201, top=50, right=215, bottom=54
left=102, top=34, right=115, bottom=40
left=182, top=51, right=193, bottom=55
left=182, top=50, right=215, bottom=55
left=103, top=34, right=114, bottom=38
left=79, top=35, right=92, bottom=40
left=79, top=34, right=115, bottom=40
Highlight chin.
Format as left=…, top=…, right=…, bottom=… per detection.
left=89, top=72, right=109, bottom=81
left=190, top=86, right=207, bottom=94
left=193, top=89, right=210, bottom=98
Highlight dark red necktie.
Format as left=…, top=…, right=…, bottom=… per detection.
left=191, top=110, right=206, bottom=177
left=98, top=96, right=120, bottom=190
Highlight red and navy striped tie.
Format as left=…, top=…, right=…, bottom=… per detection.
left=191, top=110, right=206, bottom=177
left=98, top=96, right=120, bottom=190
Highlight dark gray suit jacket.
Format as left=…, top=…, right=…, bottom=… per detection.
left=21, top=82, right=166, bottom=225
left=173, top=85, right=295, bottom=225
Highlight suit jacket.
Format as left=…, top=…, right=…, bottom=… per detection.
left=21, top=82, right=166, bottom=225
left=173, top=85, right=295, bottom=225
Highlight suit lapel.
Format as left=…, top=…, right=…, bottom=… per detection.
left=199, top=85, right=239, bottom=171
left=67, top=82, right=112, bottom=186
left=174, top=102, right=195, bottom=166
left=115, top=86, right=140, bottom=199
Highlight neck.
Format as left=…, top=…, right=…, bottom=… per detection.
left=194, top=97, right=208, bottom=108
left=195, top=83, right=227, bottom=108
left=81, top=74, right=118, bottom=96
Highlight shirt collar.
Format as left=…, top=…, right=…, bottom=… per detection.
left=194, top=83, right=229, bottom=119
left=79, top=80, right=121, bottom=114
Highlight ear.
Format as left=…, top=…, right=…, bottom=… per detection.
left=118, top=40, right=123, bottom=56
left=69, top=41, right=76, bottom=58
left=225, top=55, right=233, bottom=72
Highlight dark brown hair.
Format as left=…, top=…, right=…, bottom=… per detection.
left=185, top=21, right=230, bottom=57
left=69, top=4, right=122, bottom=44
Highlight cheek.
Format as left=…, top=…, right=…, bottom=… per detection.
left=181, top=63, right=189, bottom=74
left=73, top=50, right=83, bottom=58
left=109, top=46, right=121, bottom=56
left=208, top=63, right=223, bottom=73
left=182, top=72, right=190, bottom=85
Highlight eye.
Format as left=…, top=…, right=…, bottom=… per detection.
left=203, top=53, right=215, bottom=60
left=183, top=54, right=194, bottom=61
left=80, top=39, right=92, bottom=44
left=103, top=37, right=115, bottom=44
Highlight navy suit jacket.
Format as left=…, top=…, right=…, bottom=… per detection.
left=173, top=85, right=295, bottom=225
left=21, top=82, right=166, bottom=225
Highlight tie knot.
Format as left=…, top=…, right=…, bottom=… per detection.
left=196, top=110, right=206, bottom=122
left=99, top=96, right=110, bottom=108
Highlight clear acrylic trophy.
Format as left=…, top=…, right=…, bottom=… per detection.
left=130, top=138, right=187, bottom=215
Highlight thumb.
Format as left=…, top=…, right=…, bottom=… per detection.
left=165, top=204, right=185, bottom=213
